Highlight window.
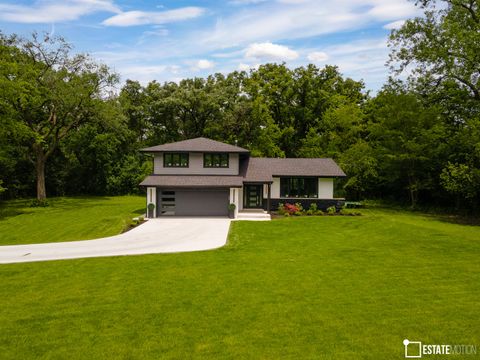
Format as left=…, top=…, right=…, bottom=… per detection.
left=280, top=177, right=318, bottom=198
left=163, top=153, right=189, bottom=167
left=204, top=153, right=229, bottom=168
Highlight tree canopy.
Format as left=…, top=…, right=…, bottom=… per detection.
left=1, top=0, right=479, bottom=213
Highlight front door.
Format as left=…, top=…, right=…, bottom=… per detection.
left=244, top=184, right=263, bottom=208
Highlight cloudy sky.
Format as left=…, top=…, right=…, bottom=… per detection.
left=0, top=0, right=421, bottom=91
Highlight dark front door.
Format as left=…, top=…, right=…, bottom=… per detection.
left=244, top=184, right=263, bottom=208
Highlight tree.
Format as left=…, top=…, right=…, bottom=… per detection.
left=339, top=141, right=379, bottom=200
left=389, top=0, right=480, bottom=122
left=0, top=32, right=117, bottom=200
left=369, top=86, right=446, bottom=207
left=0, top=180, right=5, bottom=196
left=388, top=0, right=480, bottom=211
left=440, top=162, right=480, bottom=209
left=119, top=80, right=149, bottom=144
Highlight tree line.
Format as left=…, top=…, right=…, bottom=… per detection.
left=0, top=0, right=479, bottom=212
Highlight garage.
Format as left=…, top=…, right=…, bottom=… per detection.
left=157, top=188, right=229, bottom=216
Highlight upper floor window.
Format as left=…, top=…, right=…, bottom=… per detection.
left=164, top=153, right=189, bottom=167
left=280, top=177, right=318, bottom=198
left=204, top=153, right=229, bottom=168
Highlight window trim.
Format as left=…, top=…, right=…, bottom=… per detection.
left=280, top=177, right=318, bottom=198
left=163, top=152, right=189, bottom=168
left=203, top=153, right=229, bottom=168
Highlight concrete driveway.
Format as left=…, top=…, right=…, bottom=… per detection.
left=0, top=218, right=231, bottom=264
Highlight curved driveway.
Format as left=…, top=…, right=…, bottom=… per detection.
left=0, top=218, right=231, bottom=264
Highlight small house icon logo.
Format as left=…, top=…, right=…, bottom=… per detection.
left=404, top=339, right=422, bottom=358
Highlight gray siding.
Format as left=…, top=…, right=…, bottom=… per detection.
left=154, top=152, right=239, bottom=175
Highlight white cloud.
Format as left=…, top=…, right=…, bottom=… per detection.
left=229, top=0, right=268, bottom=5
left=89, top=0, right=421, bottom=92
left=238, top=63, right=252, bottom=71
left=245, top=42, right=299, bottom=61
left=103, top=6, right=204, bottom=26
left=317, top=37, right=394, bottom=91
left=383, top=19, right=406, bottom=30
left=114, top=64, right=186, bottom=84
left=211, top=50, right=244, bottom=59
left=195, top=59, right=215, bottom=70
left=277, top=0, right=310, bottom=3
left=367, top=2, right=417, bottom=21
left=199, top=0, right=420, bottom=49
left=0, top=0, right=119, bottom=23
left=121, top=64, right=167, bottom=76
left=307, top=51, right=329, bottom=63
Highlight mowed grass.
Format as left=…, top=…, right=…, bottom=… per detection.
left=0, top=206, right=479, bottom=359
left=0, top=196, right=145, bottom=245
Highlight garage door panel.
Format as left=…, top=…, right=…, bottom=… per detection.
left=175, top=189, right=229, bottom=216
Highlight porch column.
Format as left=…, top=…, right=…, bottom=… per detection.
left=234, top=188, right=240, bottom=218
left=147, top=187, right=157, bottom=218
left=267, top=183, right=271, bottom=214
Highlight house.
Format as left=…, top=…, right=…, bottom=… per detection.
left=139, top=137, right=346, bottom=219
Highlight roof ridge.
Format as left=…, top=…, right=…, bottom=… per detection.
left=140, top=137, right=249, bottom=153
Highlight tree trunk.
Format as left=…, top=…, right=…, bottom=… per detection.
left=34, top=145, right=47, bottom=200
left=407, top=174, right=418, bottom=209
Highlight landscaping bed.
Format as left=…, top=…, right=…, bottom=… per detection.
left=275, top=202, right=362, bottom=217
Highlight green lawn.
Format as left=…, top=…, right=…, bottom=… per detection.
left=0, top=205, right=479, bottom=359
left=0, top=196, right=145, bottom=245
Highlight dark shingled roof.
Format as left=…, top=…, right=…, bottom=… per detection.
left=140, top=175, right=243, bottom=188
left=141, top=137, right=249, bottom=153
left=242, top=158, right=346, bottom=182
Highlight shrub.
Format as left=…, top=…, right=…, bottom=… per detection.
left=228, top=203, right=236, bottom=211
left=30, top=199, right=50, bottom=207
left=284, top=203, right=301, bottom=215
left=294, top=202, right=304, bottom=215
left=277, top=203, right=286, bottom=215
left=326, top=206, right=336, bottom=215
left=339, top=209, right=362, bottom=216
left=147, top=203, right=155, bottom=210
left=308, top=203, right=318, bottom=212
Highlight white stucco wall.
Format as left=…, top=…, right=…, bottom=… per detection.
left=154, top=152, right=239, bottom=175
left=271, top=177, right=281, bottom=198
left=318, top=178, right=334, bottom=199
left=229, top=187, right=240, bottom=218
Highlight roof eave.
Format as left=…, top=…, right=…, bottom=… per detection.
left=140, top=149, right=250, bottom=154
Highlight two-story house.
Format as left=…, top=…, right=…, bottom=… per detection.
left=139, top=137, right=346, bottom=219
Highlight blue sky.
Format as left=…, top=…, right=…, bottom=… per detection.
left=0, top=0, right=421, bottom=92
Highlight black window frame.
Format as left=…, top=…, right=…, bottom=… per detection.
left=203, top=153, right=229, bottom=168
left=163, top=152, right=189, bottom=168
left=280, top=177, right=318, bottom=198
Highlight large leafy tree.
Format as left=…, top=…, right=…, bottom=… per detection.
left=0, top=32, right=117, bottom=200
left=389, top=0, right=480, bottom=120
left=440, top=162, right=480, bottom=210
left=389, top=0, right=480, bottom=210
left=369, top=85, right=446, bottom=207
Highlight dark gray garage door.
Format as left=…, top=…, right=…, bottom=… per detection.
left=174, top=189, right=229, bottom=216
